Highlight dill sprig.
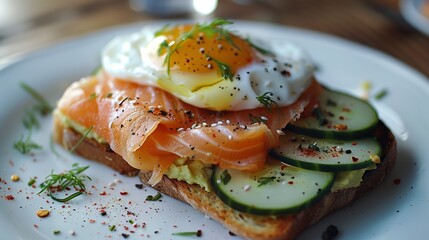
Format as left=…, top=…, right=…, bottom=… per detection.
left=20, top=82, right=53, bottom=116
left=206, top=55, right=233, bottom=81
left=257, top=176, right=276, bottom=187
left=245, top=37, right=274, bottom=56
left=156, top=19, right=237, bottom=75
left=22, top=110, right=40, bottom=130
left=256, top=92, right=278, bottom=111
left=14, top=132, right=42, bottom=154
left=38, top=163, right=91, bottom=202
left=69, top=126, right=93, bottom=153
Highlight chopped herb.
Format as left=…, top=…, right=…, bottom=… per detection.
left=375, top=89, right=388, bottom=100
left=157, top=40, right=169, bottom=56
left=28, top=178, right=36, bottom=186
left=129, top=219, right=134, bottom=224
left=256, top=92, right=278, bottom=111
left=326, top=98, right=337, bottom=106
left=146, top=192, right=162, bottom=201
left=13, top=133, right=42, bottom=154
left=104, top=93, right=113, bottom=98
left=313, top=107, right=326, bottom=126
left=109, top=225, right=116, bottom=231
left=89, top=93, right=98, bottom=100
left=69, top=126, right=93, bottom=153
left=257, top=176, right=276, bottom=187
left=53, top=230, right=61, bottom=235
left=20, top=82, right=53, bottom=116
left=245, top=38, right=274, bottom=55
left=172, top=230, right=202, bottom=237
left=220, top=170, right=231, bottom=185
left=23, top=110, right=40, bottom=130
left=249, top=115, right=267, bottom=124
left=38, top=163, right=91, bottom=202
left=308, top=143, right=320, bottom=152
left=206, top=55, right=233, bottom=81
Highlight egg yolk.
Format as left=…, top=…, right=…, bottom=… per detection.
left=158, top=25, right=256, bottom=75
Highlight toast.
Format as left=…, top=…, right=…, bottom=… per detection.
left=53, top=114, right=396, bottom=240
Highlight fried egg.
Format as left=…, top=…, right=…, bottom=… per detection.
left=102, top=22, right=315, bottom=111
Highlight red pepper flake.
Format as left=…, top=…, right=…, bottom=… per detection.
left=352, top=157, right=359, bottom=162
left=394, top=178, right=401, bottom=185
left=89, top=219, right=96, bottom=223
left=34, top=224, right=38, bottom=229
left=120, top=192, right=128, bottom=196
left=342, top=107, right=351, bottom=112
left=288, top=181, right=294, bottom=185
left=334, top=124, right=348, bottom=131
left=351, top=142, right=358, bottom=146
left=100, top=191, right=107, bottom=196
left=5, top=195, right=14, bottom=200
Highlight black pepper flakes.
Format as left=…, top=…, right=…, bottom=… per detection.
left=322, top=225, right=339, bottom=240
left=122, top=233, right=129, bottom=238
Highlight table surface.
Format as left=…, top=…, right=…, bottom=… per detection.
left=1, top=0, right=428, bottom=78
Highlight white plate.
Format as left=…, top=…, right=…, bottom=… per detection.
left=401, top=0, right=429, bottom=36
left=1, top=20, right=429, bottom=240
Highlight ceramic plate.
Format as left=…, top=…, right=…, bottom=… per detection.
left=1, top=20, right=428, bottom=239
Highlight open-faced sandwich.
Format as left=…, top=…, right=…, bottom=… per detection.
left=53, top=19, right=396, bottom=240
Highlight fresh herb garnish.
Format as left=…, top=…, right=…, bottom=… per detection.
left=28, top=178, right=36, bottom=186
left=20, top=82, right=53, bottom=116
left=256, top=92, right=278, bottom=111
left=156, top=19, right=237, bottom=75
left=249, top=115, right=268, bottom=124
left=257, top=176, right=276, bottom=187
left=313, top=107, right=326, bottom=126
left=146, top=192, right=162, bottom=201
left=53, top=230, right=61, bottom=235
left=206, top=55, right=234, bottom=81
left=109, top=225, right=116, bottom=231
left=23, top=110, right=40, bottom=130
left=308, top=143, right=320, bottom=152
left=375, top=89, right=388, bottom=100
left=38, top=163, right=91, bottom=202
left=220, top=170, right=231, bottom=185
left=245, top=37, right=274, bottom=56
left=89, top=93, right=98, bottom=100
left=69, top=126, right=93, bottom=153
left=13, top=133, right=42, bottom=154
left=172, top=230, right=202, bottom=237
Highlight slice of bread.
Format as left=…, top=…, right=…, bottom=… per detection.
left=54, top=114, right=396, bottom=240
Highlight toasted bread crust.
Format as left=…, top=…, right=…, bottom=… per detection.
left=53, top=116, right=139, bottom=176
left=54, top=114, right=396, bottom=240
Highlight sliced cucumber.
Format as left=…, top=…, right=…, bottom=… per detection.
left=287, top=89, right=378, bottom=139
left=211, top=161, right=335, bottom=216
left=271, top=131, right=381, bottom=172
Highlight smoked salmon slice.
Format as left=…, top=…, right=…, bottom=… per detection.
left=57, top=71, right=322, bottom=185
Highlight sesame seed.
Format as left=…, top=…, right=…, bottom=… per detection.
left=217, top=121, right=223, bottom=125
left=228, top=135, right=233, bottom=140
left=216, top=179, right=221, bottom=184
left=243, top=185, right=251, bottom=191
left=225, top=120, right=231, bottom=124
left=177, top=127, right=185, bottom=132
left=108, top=182, right=116, bottom=187
left=276, top=130, right=285, bottom=135
left=260, top=116, right=268, bottom=121
left=207, top=64, right=213, bottom=69
left=114, top=179, right=122, bottom=184
left=211, top=123, right=218, bottom=127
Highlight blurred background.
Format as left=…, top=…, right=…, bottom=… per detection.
left=0, top=0, right=428, bottom=76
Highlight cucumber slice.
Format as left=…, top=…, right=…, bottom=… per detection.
left=211, top=161, right=335, bottom=216
left=287, top=89, right=378, bottom=139
left=271, top=131, right=381, bottom=172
